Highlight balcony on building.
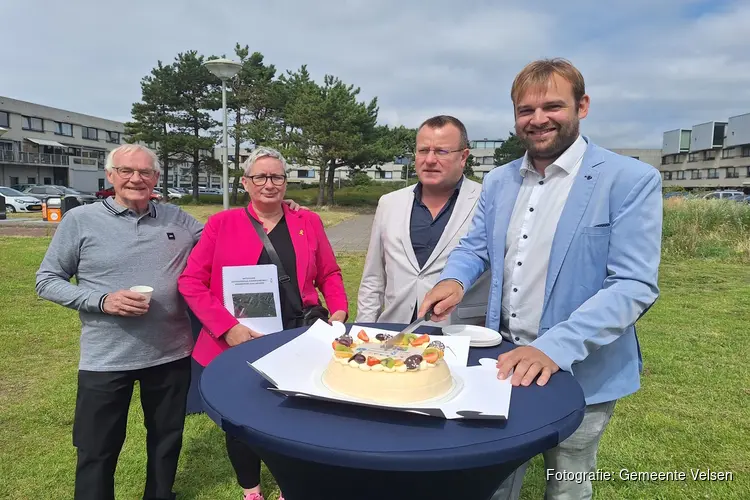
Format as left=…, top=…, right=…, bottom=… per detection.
left=724, top=112, right=750, bottom=149
left=689, top=121, right=727, bottom=152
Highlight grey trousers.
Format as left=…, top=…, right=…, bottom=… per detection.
left=491, top=400, right=617, bottom=500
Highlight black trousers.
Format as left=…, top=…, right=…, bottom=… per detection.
left=225, top=432, right=263, bottom=489
left=72, top=356, right=191, bottom=500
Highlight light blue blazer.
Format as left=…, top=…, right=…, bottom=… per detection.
left=441, top=137, right=663, bottom=405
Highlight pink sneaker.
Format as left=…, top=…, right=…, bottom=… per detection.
left=243, top=493, right=264, bottom=500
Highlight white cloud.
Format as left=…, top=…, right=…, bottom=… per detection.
left=0, top=0, right=748, bottom=148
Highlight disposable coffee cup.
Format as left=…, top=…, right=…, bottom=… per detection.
left=130, top=285, right=154, bottom=303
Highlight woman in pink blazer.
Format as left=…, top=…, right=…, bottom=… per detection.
left=178, top=146, right=348, bottom=500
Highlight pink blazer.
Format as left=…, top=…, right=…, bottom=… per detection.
left=178, top=203, right=349, bottom=367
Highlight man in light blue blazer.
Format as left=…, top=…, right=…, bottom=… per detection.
left=419, top=58, right=662, bottom=500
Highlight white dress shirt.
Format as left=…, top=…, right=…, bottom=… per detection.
left=500, top=135, right=587, bottom=344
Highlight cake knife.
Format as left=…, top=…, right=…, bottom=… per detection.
left=382, top=307, right=434, bottom=349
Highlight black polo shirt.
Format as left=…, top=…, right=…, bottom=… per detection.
left=410, top=177, right=463, bottom=269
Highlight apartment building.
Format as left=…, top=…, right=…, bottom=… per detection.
left=660, top=113, right=750, bottom=193
left=0, top=96, right=124, bottom=192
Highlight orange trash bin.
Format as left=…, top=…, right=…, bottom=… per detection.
left=45, top=196, right=62, bottom=223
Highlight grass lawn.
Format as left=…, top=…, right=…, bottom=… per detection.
left=1, top=198, right=749, bottom=498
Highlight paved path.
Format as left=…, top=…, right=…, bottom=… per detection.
left=325, top=214, right=374, bottom=253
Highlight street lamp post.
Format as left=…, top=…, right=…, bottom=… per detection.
left=203, top=58, right=242, bottom=210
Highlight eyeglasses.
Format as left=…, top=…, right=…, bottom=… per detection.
left=113, top=167, right=157, bottom=179
left=415, top=147, right=466, bottom=157
left=244, top=174, right=287, bottom=186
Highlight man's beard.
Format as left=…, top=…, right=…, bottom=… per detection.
left=519, top=117, right=579, bottom=160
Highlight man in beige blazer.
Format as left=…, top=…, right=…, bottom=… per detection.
left=356, top=115, right=490, bottom=326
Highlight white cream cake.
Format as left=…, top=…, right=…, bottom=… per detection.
left=322, top=329, right=452, bottom=404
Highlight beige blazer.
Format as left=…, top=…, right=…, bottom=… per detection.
left=356, top=177, right=491, bottom=327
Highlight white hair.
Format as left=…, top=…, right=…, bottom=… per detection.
left=242, top=146, right=290, bottom=176
left=105, top=144, right=162, bottom=173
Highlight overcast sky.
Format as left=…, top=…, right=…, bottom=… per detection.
left=2, top=0, right=748, bottom=148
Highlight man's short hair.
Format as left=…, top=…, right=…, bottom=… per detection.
left=105, top=144, right=162, bottom=173
left=418, top=115, right=470, bottom=149
left=511, top=58, right=586, bottom=107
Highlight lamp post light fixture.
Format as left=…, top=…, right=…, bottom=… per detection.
left=203, top=58, right=242, bottom=210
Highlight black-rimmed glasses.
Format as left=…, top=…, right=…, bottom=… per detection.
left=244, top=174, right=287, bottom=186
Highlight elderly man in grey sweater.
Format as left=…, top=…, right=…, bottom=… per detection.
left=36, top=144, right=203, bottom=500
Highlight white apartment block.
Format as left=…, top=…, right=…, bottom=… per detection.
left=0, top=96, right=223, bottom=193
left=0, top=96, right=123, bottom=192
left=660, top=113, right=750, bottom=192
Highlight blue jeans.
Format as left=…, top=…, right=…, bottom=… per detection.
left=491, top=400, right=617, bottom=500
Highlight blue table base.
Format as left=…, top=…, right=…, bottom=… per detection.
left=258, top=446, right=525, bottom=500
left=200, top=323, right=586, bottom=500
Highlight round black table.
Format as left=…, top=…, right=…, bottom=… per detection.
left=199, top=323, right=585, bottom=500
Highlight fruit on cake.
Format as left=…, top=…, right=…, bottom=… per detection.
left=322, top=329, right=453, bottom=404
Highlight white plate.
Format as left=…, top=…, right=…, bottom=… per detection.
left=442, top=324, right=503, bottom=347
left=469, top=338, right=502, bottom=348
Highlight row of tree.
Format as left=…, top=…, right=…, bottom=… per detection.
left=125, top=44, right=418, bottom=205
left=125, top=44, right=526, bottom=206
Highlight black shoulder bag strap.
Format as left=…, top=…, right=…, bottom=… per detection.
left=245, top=208, right=304, bottom=322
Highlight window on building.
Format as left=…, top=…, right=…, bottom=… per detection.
left=9, top=176, right=19, bottom=186
left=98, top=178, right=105, bottom=190
left=22, top=116, right=44, bottom=131
left=55, top=122, right=73, bottom=136
left=43, top=177, right=52, bottom=185
left=376, top=171, right=392, bottom=179
left=707, top=168, right=718, bottom=179
left=663, top=171, right=673, bottom=180
left=704, top=150, right=716, bottom=161
left=82, top=127, right=98, bottom=140
left=688, top=153, right=699, bottom=162
left=742, top=146, right=750, bottom=157
left=296, top=169, right=315, bottom=178
left=107, top=131, right=120, bottom=143
left=725, top=167, right=739, bottom=179
left=394, top=156, right=410, bottom=165
left=470, top=140, right=503, bottom=149
left=481, top=156, right=494, bottom=165
left=27, top=177, right=36, bottom=184
left=746, top=166, right=750, bottom=177
left=0, top=111, right=9, bottom=128
left=690, top=170, right=702, bottom=180
left=677, top=171, right=686, bottom=180
left=721, top=148, right=736, bottom=159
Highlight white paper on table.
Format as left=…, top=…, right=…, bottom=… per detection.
left=249, top=320, right=513, bottom=420
left=222, top=264, right=283, bottom=334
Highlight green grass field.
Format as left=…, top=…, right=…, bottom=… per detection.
left=0, top=200, right=748, bottom=499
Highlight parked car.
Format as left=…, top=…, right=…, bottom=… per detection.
left=95, top=186, right=162, bottom=202
left=22, top=185, right=99, bottom=205
left=702, top=190, right=746, bottom=202
left=0, top=186, right=43, bottom=213
left=166, top=187, right=186, bottom=199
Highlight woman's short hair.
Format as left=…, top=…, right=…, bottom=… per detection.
left=242, top=146, right=290, bottom=176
